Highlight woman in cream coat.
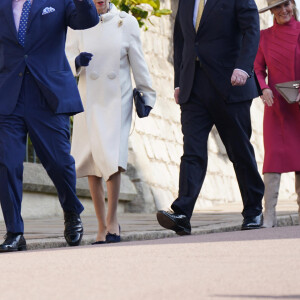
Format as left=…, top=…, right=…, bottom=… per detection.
left=66, top=0, right=156, bottom=243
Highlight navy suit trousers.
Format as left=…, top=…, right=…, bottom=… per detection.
left=171, top=63, right=264, bottom=220
left=0, top=72, right=84, bottom=233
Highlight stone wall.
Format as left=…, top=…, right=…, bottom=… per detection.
left=125, top=0, right=298, bottom=213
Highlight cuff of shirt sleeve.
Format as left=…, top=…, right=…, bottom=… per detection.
left=260, top=83, right=270, bottom=91
left=234, top=68, right=250, bottom=78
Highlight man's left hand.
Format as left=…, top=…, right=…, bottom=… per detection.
left=231, top=69, right=248, bottom=86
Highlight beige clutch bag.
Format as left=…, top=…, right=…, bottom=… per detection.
left=274, top=80, right=300, bottom=104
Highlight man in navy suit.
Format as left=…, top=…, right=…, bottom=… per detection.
left=157, top=0, right=265, bottom=234
left=0, top=0, right=99, bottom=252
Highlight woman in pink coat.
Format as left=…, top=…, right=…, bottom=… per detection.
left=254, top=0, right=300, bottom=227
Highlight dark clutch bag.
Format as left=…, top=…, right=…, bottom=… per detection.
left=133, top=88, right=151, bottom=118
left=274, top=80, right=300, bottom=104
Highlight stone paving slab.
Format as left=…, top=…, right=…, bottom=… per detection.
left=0, top=201, right=298, bottom=250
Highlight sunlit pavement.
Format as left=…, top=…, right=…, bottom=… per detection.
left=0, top=226, right=299, bottom=300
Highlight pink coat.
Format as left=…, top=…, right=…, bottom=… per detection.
left=254, top=17, right=300, bottom=173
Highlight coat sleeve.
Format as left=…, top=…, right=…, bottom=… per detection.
left=254, top=31, right=270, bottom=91
left=173, top=0, right=183, bottom=88
left=65, top=0, right=99, bottom=30
left=65, top=28, right=82, bottom=77
left=234, top=0, right=260, bottom=76
left=127, top=17, right=156, bottom=108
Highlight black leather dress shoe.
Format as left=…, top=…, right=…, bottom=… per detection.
left=0, top=233, right=27, bottom=252
left=241, top=213, right=263, bottom=230
left=64, top=212, right=83, bottom=246
left=156, top=210, right=191, bottom=235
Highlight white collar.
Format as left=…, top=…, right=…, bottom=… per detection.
left=99, top=3, right=118, bottom=22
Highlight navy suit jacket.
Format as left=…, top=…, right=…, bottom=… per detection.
left=174, top=0, right=262, bottom=104
left=0, top=0, right=99, bottom=115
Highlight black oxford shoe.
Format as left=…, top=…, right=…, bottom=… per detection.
left=64, top=212, right=83, bottom=246
left=156, top=210, right=191, bottom=235
left=241, top=213, right=263, bottom=230
left=0, top=233, right=27, bottom=253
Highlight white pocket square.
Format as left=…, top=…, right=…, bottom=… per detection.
left=42, top=7, right=55, bottom=15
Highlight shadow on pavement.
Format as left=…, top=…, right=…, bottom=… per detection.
left=213, top=295, right=300, bottom=299
left=21, top=225, right=300, bottom=255
left=116, top=225, right=300, bottom=246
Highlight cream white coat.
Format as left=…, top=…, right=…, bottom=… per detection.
left=66, top=5, right=156, bottom=181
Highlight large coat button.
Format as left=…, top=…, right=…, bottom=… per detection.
left=107, top=72, right=116, bottom=79
left=119, top=11, right=127, bottom=18
left=90, top=71, right=99, bottom=80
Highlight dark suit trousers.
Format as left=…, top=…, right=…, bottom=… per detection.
left=0, top=72, right=84, bottom=233
left=171, top=63, right=264, bottom=220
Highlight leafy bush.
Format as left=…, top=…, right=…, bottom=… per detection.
left=111, top=0, right=172, bottom=29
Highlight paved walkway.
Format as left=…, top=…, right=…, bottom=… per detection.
left=1, top=227, right=300, bottom=300
left=0, top=201, right=298, bottom=250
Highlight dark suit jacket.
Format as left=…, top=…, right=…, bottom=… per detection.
left=0, top=0, right=99, bottom=115
left=174, top=0, right=261, bottom=104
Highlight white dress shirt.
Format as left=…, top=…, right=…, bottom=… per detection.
left=12, top=0, right=33, bottom=31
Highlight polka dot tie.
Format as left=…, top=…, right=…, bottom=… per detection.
left=18, top=0, right=31, bottom=47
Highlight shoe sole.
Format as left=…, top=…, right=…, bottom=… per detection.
left=106, top=239, right=121, bottom=243
left=241, top=225, right=262, bottom=231
left=0, top=245, right=27, bottom=253
left=156, top=212, right=191, bottom=236
left=64, top=233, right=83, bottom=247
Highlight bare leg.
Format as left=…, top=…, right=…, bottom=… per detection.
left=88, top=176, right=106, bottom=241
left=106, top=171, right=121, bottom=235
